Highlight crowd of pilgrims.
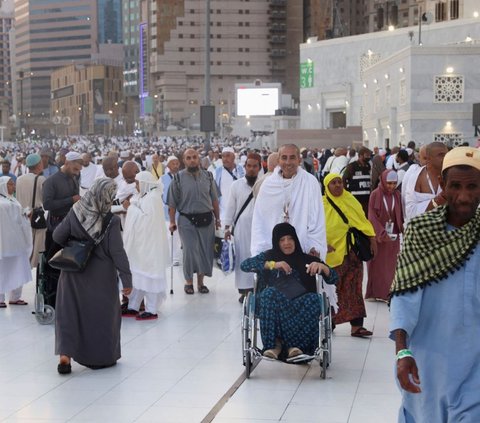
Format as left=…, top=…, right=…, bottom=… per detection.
left=0, top=134, right=447, bottom=371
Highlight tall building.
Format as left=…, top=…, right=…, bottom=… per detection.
left=148, top=0, right=288, bottom=130
left=13, top=0, right=98, bottom=129
left=97, top=0, right=123, bottom=44
left=0, top=0, right=13, bottom=135
left=50, top=63, right=124, bottom=136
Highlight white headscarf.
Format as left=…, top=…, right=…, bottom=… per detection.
left=135, top=171, right=162, bottom=197
left=0, top=176, right=17, bottom=203
left=73, top=178, right=117, bottom=242
left=0, top=176, right=32, bottom=259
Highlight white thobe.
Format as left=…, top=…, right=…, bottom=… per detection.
left=224, top=178, right=255, bottom=290
left=80, top=164, right=98, bottom=194
left=330, top=155, right=349, bottom=175
left=251, top=167, right=327, bottom=260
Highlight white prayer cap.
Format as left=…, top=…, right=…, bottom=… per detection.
left=405, top=148, right=413, bottom=156
left=120, top=150, right=130, bottom=159
left=222, top=147, right=235, bottom=154
left=65, top=151, right=82, bottom=162
left=378, top=149, right=387, bottom=156
left=166, top=155, right=179, bottom=165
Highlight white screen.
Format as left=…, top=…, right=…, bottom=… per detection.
left=236, top=87, right=279, bottom=116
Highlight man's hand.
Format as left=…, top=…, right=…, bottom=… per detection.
left=397, top=357, right=421, bottom=394
left=169, top=222, right=177, bottom=233
left=224, top=228, right=231, bottom=241
left=122, top=199, right=130, bottom=210
left=122, top=287, right=132, bottom=296
left=72, top=195, right=81, bottom=203
left=215, top=219, right=221, bottom=230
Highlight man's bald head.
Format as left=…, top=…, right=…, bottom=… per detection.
left=122, top=161, right=139, bottom=183
left=103, top=156, right=119, bottom=179
left=267, top=152, right=279, bottom=172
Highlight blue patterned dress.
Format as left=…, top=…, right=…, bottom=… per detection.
left=241, top=252, right=337, bottom=355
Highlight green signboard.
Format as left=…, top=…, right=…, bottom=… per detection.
left=300, top=62, right=314, bottom=88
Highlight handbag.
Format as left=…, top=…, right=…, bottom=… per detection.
left=49, top=213, right=113, bottom=272
left=180, top=211, right=213, bottom=227
left=273, top=272, right=308, bottom=300
left=31, top=175, right=47, bottom=229
left=220, top=239, right=235, bottom=274
left=326, top=197, right=373, bottom=262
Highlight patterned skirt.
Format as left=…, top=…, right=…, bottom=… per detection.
left=333, top=250, right=366, bottom=325
left=259, top=287, right=322, bottom=355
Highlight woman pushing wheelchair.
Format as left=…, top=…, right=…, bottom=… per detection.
left=241, top=223, right=337, bottom=360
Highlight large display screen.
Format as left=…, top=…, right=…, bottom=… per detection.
left=236, top=87, right=280, bottom=116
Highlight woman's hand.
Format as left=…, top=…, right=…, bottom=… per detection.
left=122, top=287, right=132, bottom=296
left=275, top=261, right=292, bottom=274
left=306, top=262, right=330, bottom=276
left=327, top=244, right=336, bottom=253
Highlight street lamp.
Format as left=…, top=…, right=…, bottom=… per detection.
left=108, top=109, right=113, bottom=137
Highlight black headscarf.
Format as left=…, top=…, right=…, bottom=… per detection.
left=264, top=223, right=320, bottom=288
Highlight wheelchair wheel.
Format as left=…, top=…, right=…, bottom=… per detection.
left=35, top=305, right=55, bottom=325
left=320, top=350, right=328, bottom=379
left=245, top=342, right=252, bottom=378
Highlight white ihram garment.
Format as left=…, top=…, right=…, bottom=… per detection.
left=224, top=178, right=255, bottom=290
left=123, top=174, right=169, bottom=312
left=251, top=167, right=327, bottom=260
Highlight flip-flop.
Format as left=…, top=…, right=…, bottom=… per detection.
left=9, top=300, right=28, bottom=306
left=198, top=285, right=209, bottom=294
left=351, top=327, right=373, bottom=338
left=0, top=302, right=6, bottom=308
left=184, top=284, right=194, bottom=295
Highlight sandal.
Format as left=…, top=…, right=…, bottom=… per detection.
left=184, top=284, right=194, bottom=295
left=0, top=302, right=6, bottom=308
left=198, top=285, right=209, bottom=294
left=9, top=300, right=28, bottom=305
left=351, top=327, right=373, bottom=338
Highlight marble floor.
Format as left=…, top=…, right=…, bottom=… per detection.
left=0, top=266, right=401, bottom=422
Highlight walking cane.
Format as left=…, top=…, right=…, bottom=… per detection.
left=170, top=231, right=174, bottom=294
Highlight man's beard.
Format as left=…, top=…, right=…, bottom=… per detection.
left=187, top=165, right=199, bottom=173
left=245, top=175, right=258, bottom=187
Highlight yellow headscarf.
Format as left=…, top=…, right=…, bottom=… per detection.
left=323, top=173, right=375, bottom=267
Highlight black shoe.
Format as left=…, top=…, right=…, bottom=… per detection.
left=57, top=362, right=71, bottom=375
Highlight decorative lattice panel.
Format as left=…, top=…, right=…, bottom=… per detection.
left=399, top=79, right=406, bottom=105
left=434, top=133, right=464, bottom=147
left=360, top=52, right=381, bottom=78
left=434, top=76, right=464, bottom=103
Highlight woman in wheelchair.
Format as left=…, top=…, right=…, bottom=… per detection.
left=241, top=223, right=337, bottom=360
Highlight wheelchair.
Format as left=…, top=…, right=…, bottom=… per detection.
left=241, top=274, right=333, bottom=379
left=33, top=251, right=57, bottom=325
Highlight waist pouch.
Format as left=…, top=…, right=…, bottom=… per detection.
left=180, top=211, right=213, bottom=227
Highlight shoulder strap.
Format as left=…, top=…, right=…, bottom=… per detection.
left=232, top=192, right=254, bottom=236
left=326, top=196, right=349, bottom=225
left=95, top=212, right=114, bottom=245
left=32, top=174, right=40, bottom=209
left=224, top=167, right=238, bottom=181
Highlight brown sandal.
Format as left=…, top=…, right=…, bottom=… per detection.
left=351, top=327, right=373, bottom=338
left=184, top=284, right=194, bottom=295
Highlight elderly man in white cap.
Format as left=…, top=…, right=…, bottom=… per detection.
left=161, top=155, right=181, bottom=265
left=15, top=153, right=46, bottom=268
left=214, top=147, right=245, bottom=221
left=42, top=151, right=83, bottom=256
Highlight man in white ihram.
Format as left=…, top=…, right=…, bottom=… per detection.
left=251, top=144, right=327, bottom=260
left=224, top=153, right=262, bottom=303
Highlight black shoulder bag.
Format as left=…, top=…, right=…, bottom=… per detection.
left=49, top=213, right=114, bottom=272
left=31, top=175, right=47, bottom=229
left=326, top=197, right=373, bottom=262
left=231, top=192, right=253, bottom=236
